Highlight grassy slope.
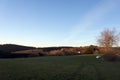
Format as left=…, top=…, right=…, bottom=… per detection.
left=0, top=55, right=120, bottom=80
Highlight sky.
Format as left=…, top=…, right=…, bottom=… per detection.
left=0, top=0, right=120, bottom=47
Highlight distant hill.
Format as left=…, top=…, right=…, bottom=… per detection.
left=1, top=44, right=120, bottom=58
left=13, top=47, right=74, bottom=54
left=38, top=46, right=74, bottom=52
left=13, top=46, right=80, bottom=57
left=0, top=44, right=35, bottom=52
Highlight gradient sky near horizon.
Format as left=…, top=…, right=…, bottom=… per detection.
left=0, top=0, right=120, bottom=47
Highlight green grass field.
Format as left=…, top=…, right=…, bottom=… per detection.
left=0, top=55, right=120, bottom=80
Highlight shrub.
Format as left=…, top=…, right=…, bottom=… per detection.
left=84, top=45, right=99, bottom=54
left=102, top=54, right=120, bottom=61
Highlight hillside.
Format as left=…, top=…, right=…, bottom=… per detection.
left=13, top=47, right=78, bottom=56
left=0, top=44, right=79, bottom=58
left=0, top=44, right=35, bottom=52
left=0, top=44, right=120, bottom=58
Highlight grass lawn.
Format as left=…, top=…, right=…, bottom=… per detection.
left=0, top=55, right=120, bottom=80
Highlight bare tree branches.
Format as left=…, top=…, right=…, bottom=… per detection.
left=97, top=28, right=120, bottom=47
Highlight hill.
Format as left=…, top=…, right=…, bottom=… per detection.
left=13, top=46, right=79, bottom=56
left=0, top=44, right=78, bottom=58
left=0, top=44, right=35, bottom=52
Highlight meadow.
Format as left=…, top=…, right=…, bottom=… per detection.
left=0, top=55, right=120, bottom=80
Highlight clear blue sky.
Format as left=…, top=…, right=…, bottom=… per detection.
left=0, top=0, right=120, bottom=47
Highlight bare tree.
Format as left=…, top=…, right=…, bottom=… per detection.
left=97, top=28, right=120, bottom=48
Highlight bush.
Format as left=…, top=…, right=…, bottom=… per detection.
left=84, top=45, right=99, bottom=54
left=102, top=54, right=120, bottom=61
